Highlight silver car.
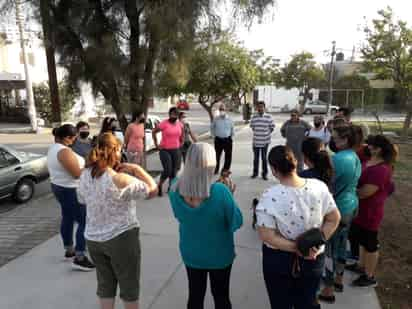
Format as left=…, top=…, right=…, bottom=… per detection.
left=304, top=100, right=339, bottom=114
left=0, top=145, right=49, bottom=203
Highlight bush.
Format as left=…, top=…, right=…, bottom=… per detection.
left=33, top=81, right=79, bottom=125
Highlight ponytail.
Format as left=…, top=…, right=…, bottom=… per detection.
left=85, top=133, right=121, bottom=178
left=312, top=150, right=334, bottom=186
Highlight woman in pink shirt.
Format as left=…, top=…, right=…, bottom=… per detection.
left=346, top=135, right=397, bottom=288
left=152, top=107, right=184, bottom=196
left=124, top=111, right=145, bottom=165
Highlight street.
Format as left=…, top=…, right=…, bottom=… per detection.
left=0, top=105, right=404, bottom=214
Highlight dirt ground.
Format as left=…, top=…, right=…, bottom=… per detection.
left=376, top=143, right=412, bottom=309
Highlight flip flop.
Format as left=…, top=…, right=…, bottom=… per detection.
left=318, top=294, right=336, bottom=304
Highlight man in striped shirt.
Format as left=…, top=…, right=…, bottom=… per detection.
left=250, top=101, right=275, bottom=180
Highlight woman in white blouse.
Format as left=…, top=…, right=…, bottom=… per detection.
left=256, top=145, right=341, bottom=309
left=77, top=133, right=157, bottom=309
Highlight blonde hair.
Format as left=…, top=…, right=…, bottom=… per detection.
left=86, top=133, right=122, bottom=178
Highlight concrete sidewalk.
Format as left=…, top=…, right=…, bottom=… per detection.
left=0, top=126, right=380, bottom=309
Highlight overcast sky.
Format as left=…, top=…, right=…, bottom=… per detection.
left=234, top=0, right=412, bottom=64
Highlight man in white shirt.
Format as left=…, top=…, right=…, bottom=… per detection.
left=308, top=115, right=331, bottom=146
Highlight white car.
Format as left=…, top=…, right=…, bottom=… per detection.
left=303, top=100, right=339, bottom=114
left=113, top=115, right=162, bottom=151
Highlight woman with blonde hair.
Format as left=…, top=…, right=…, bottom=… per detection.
left=168, top=143, right=243, bottom=309
left=77, top=133, right=157, bottom=309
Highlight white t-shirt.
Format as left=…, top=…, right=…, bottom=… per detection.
left=77, top=170, right=149, bottom=242
left=308, top=127, right=331, bottom=145
left=47, top=143, right=85, bottom=188
left=256, top=178, right=337, bottom=250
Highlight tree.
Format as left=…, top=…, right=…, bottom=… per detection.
left=362, top=7, right=412, bottom=137
left=33, top=80, right=78, bottom=124
left=0, top=0, right=275, bottom=132
left=166, top=35, right=273, bottom=122
left=278, top=52, right=326, bottom=112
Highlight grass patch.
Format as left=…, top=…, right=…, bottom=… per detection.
left=375, top=143, right=412, bottom=308
left=353, top=121, right=412, bottom=137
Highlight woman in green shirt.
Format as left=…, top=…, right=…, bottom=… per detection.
left=319, top=125, right=362, bottom=304
left=168, top=143, right=243, bottom=309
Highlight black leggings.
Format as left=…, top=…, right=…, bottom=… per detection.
left=186, top=264, right=232, bottom=309
left=159, top=148, right=182, bottom=181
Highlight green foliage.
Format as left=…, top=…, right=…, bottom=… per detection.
left=362, top=7, right=412, bottom=136
left=278, top=52, right=326, bottom=91
left=33, top=81, right=78, bottom=124
left=171, top=34, right=275, bottom=120
left=334, top=74, right=370, bottom=89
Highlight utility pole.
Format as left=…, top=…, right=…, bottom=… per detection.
left=40, top=0, right=61, bottom=126
left=327, top=40, right=336, bottom=117
left=15, top=0, right=37, bottom=132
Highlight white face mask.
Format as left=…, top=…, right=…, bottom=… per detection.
left=219, top=111, right=226, bottom=116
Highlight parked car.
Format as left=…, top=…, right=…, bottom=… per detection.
left=0, top=145, right=49, bottom=203
left=177, top=100, right=189, bottom=110
left=114, top=115, right=162, bottom=151
left=303, top=100, right=339, bottom=114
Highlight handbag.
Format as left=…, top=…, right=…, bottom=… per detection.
left=295, top=228, right=326, bottom=257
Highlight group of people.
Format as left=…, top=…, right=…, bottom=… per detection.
left=46, top=102, right=397, bottom=309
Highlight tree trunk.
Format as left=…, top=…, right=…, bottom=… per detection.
left=198, top=96, right=213, bottom=122
left=402, top=110, right=412, bottom=138
left=40, top=0, right=61, bottom=125
left=124, top=1, right=144, bottom=115
left=401, top=92, right=411, bottom=139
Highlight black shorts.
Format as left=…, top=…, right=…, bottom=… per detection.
left=349, top=223, right=379, bottom=253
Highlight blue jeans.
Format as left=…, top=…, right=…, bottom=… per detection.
left=51, top=184, right=86, bottom=255
left=253, top=145, right=269, bottom=177
left=262, top=245, right=322, bottom=309
left=324, top=222, right=351, bottom=287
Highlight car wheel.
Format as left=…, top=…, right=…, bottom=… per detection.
left=13, top=178, right=35, bottom=203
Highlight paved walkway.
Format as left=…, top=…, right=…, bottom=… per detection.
left=0, top=125, right=380, bottom=309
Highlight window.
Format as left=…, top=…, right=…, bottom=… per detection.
left=145, top=119, right=153, bottom=130
left=0, top=148, right=19, bottom=168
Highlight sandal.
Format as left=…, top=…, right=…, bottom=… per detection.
left=318, top=294, right=336, bottom=304
left=334, top=282, right=344, bottom=293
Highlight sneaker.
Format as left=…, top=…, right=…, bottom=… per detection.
left=345, top=263, right=365, bottom=275
left=352, top=274, right=378, bottom=288
left=250, top=174, right=258, bottom=179
left=262, top=175, right=268, bottom=181
left=64, top=250, right=75, bottom=260
left=72, top=256, right=95, bottom=272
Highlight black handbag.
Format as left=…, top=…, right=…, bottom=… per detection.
left=296, top=228, right=326, bottom=257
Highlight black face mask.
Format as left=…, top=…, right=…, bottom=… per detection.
left=139, top=118, right=145, bottom=124
left=79, top=132, right=90, bottom=139
left=169, top=117, right=178, bottom=123
left=314, top=122, right=322, bottom=128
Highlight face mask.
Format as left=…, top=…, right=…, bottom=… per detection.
left=169, top=117, right=178, bottom=123
left=79, top=132, right=90, bottom=139
left=219, top=111, right=226, bottom=116
left=314, top=122, right=322, bottom=128
left=139, top=118, right=145, bottom=124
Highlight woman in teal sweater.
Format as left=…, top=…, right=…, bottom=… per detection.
left=319, top=125, right=362, bottom=304
left=168, top=143, right=243, bottom=309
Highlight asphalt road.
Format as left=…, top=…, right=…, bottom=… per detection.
left=0, top=103, right=211, bottom=212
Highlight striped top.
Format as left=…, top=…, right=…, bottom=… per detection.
left=250, top=113, right=275, bottom=147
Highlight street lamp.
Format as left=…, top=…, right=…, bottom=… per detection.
left=14, top=0, right=37, bottom=132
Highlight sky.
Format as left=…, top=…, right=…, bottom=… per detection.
left=234, top=0, right=412, bottom=64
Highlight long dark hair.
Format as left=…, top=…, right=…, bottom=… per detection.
left=100, top=117, right=116, bottom=134
left=366, top=134, right=398, bottom=165
left=302, top=137, right=334, bottom=185
left=52, top=124, right=77, bottom=139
